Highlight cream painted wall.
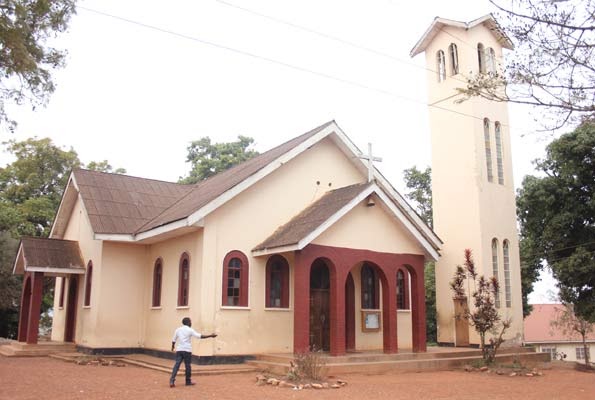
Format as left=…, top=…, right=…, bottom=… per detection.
left=533, top=342, right=594, bottom=363
left=94, top=242, right=147, bottom=348
left=143, top=231, right=206, bottom=353
left=423, top=22, right=523, bottom=345
left=313, top=193, right=424, bottom=255
left=51, top=196, right=102, bottom=345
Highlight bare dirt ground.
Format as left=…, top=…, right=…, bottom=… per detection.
left=1, top=357, right=593, bottom=400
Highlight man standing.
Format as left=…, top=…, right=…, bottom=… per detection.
left=170, top=317, right=217, bottom=388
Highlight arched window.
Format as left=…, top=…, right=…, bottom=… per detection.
left=84, top=261, right=93, bottom=307
left=222, top=250, right=249, bottom=307
left=477, top=43, right=486, bottom=73
left=436, top=50, right=446, bottom=82
left=266, top=255, right=289, bottom=308
left=361, top=263, right=379, bottom=309
left=484, top=118, right=493, bottom=182
left=152, top=258, right=163, bottom=307
left=396, top=269, right=409, bottom=310
left=486, top=47, right=496, bottom=73
left=59, top=277, right=65, bottom=308
left=491, top=239, right=501, bottom=308
left=503, top=240, right=512, bottom=308
left=448, top=43, right=459, bottom=75
left=178, top=253, right=190, bottom=307
left=495, top=122, right=504, bottom=185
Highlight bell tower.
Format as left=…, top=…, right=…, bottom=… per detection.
left=410, top=15, right=523, bottom=345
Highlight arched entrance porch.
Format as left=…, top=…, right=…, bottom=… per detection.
left=294, top=244, right=426, bottom=356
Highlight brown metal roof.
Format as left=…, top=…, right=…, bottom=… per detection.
left=253, top=182, right=371, bottom=252
left=137, top=121, right=336, bottom=233
left=14, top=237, right=85, bottom=275
left=74, top=169, right=193, bottom=234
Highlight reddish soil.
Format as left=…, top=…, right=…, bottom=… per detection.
left=1, top=357, right=593, bottom=400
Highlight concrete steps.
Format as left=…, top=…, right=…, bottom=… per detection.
left=246, top=347, right=550, bottom=375
left=0, top=341, right=76, bottom=357
left=49, top=352, right=258, bottom=376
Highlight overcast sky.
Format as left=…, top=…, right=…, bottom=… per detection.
left=1, top=0, right=557, bottom=302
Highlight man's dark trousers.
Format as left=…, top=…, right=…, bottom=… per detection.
left=170, top=351, right=192, bottom=385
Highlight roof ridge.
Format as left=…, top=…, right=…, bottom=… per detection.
left=74, top=168, right=189, bottom=187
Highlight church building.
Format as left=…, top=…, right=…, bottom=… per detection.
left=13, top=14, right=524, bottom=359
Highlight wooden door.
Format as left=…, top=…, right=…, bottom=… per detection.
left=64, top=276, right=78, bottom=343
left=309, top=289, right=330, bottom=351
left=453, top=297, right=470, bottom=347
left=309, top=260, right=330, bottom=351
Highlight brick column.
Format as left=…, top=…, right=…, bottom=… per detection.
left=17, top=274, right=32, bottom=342
left=26, top=272, right=44, bottom=344
left=293, top=251, right=310, bottom=354
left=329, top=268, right=347, bottom=356
left=382, top=270, right=398, bottom=353
left=411, top=261, right=427, bottom=352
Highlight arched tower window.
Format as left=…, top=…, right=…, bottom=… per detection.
left=436, top=50, right=446, bottom=82
left=448, top=43, right=459, bottom=75
left=266, top=255, right=289, bottom=308
left=178, top=253, right=190, bottom=307
left=495, top=122, right=504, bottom=185
left=396, top=269, right=409, bottom=310
left=491, top=239, right=501, bottom=308
left=484, top=118, right=493, bottom=182
left=222, top=250, right=249, bottom=307
left=477, top=43, right=486, bottom=73
left=84, top=261, right=93, bottom=307
left=486, top=47, right=496, bottom=73
left=361, top=263, right=379, bottom=309
left=152, top=258, right=163, bottom=307
left=503, top=240, right=512, bottom=308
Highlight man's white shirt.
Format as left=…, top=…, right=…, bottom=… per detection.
left=172, top=325, right=202, bottom=352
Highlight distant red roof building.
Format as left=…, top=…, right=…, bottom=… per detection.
left=524, top=304, right=595, bottom=343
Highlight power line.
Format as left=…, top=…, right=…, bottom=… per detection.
left=77, top=5, right=495, bottom=124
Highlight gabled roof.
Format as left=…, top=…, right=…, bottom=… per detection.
left=253, top=182, right=371, bottom=254
left=524, top=304, right=595, bottom=343
left=13, top=237, right=86, bottom=276
left=73, top=169, right=192, bottom=234
left=253, top=182, right=440, bottom=260
left=410, top=14, right=514, bottom=57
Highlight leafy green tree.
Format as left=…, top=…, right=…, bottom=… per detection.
left=180, top=136, right=259, bottom=184
left=0, top=138, right=80, bottom=236
left=0, top=0, right=77, bottom=130
left=402, top=166, right=432, bottom=228
left=402, top=166, right=436, bottom=342
left=0, top=232, right=19, bottom=338
left=86, top=160, right=126, bottom=174
left=517, top=122, right=595, bottom=323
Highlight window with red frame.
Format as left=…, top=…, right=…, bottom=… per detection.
left=152, top=258, right=163, bottom=307
left=84, top=261, right=93, bottom=307
left=397, top=269, right=410, bottom=310
left=361, top=263, right=379, bottom=309
left=178, top=253, right=190, bottom=307
left=222, top=251, right=249, bottom=307
left=266, top=255, right=289, bottom=308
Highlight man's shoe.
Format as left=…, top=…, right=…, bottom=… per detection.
left=186, top=381, right=196, bottom=386
left=169, top=381, right=175, bottom=388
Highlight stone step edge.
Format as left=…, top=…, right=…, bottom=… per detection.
left=247, top=352, right=547, bottom=370
left=50, top=354, right=257, bottom=376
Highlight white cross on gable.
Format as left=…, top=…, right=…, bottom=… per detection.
left=358, top=143, right=382, bottom=182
